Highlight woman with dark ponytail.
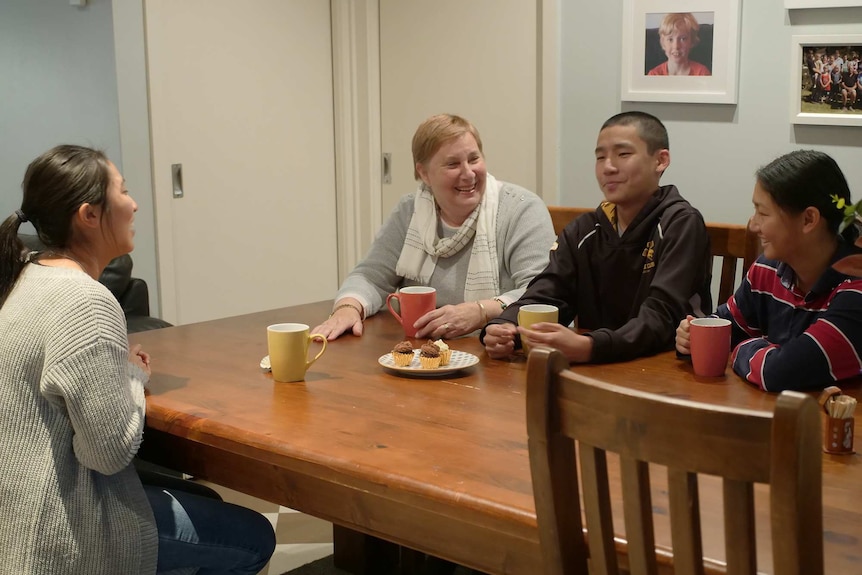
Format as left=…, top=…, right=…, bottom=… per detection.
left=676, top=149, right=862, bottom=391
left=0, top=146, right=274, bottom=574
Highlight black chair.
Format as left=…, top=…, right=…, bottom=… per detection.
left=18, top=233, right=172, bottom=333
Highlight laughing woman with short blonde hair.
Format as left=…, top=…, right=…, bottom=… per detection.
left=313, top=113, right=556, bottom=341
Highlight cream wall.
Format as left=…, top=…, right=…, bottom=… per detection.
left=559, top=1, right=862, bottom=226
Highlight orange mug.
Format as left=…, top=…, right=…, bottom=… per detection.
left=387, top=287, right=436, bottom=338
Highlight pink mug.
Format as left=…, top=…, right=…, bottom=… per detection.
left=387, top=286, right=436, bottom=338
left=689, top=318, right=732, bottom=377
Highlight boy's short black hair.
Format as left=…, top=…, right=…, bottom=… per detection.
left=601, top=111, right=669, bottom=154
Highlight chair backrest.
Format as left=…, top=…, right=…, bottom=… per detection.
left=706, top=222, right=760, bottom=305
left=526, top=347, right=823, bottom=575
left=548, top=206, right=593, bottom=236
left=545, top=206, right=760, bottom=305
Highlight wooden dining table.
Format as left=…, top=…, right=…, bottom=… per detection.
left=131, top=300, right=862, bottom=575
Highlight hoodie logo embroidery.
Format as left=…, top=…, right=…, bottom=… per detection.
left=642, top=240, right=656, bottom=273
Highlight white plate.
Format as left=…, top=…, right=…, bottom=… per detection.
left=378, top=349, right=480, bottom=376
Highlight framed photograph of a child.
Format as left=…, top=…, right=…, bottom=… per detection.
left=621, top=0, right=742, bottom=104
left=791, top=35, right=862, bottom=127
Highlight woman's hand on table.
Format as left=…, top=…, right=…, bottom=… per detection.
left=312, top=305, right=364, bottom=341
left=675, top=315, right=694, bottom=355
left=519, top=323, right=593, bottom=363
left=129, top=344, right=152, bottom=378
left=414, top=302, right=484, bottom=339
left=483, top=323, right=518, bottom=359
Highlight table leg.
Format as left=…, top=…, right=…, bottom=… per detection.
left=332, top=525, right=400, bottom=574
left=399, top=547, right=426, bottom=574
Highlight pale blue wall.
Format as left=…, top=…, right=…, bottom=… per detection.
left=0, top=0, right=159, bottom=314
left=559, top=1, right=862, bottom=226
left=0, top=0, right=121, bottom=223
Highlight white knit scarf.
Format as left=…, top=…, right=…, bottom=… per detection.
left=395, top=174, right=500, bottom=301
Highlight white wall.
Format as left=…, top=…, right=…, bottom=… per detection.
left=0, top=0, right=159, bottom=315
left=559, top=1, right=862, bottom=226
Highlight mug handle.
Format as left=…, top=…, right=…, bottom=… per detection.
left=306, top=334, right=327, bottom=368
left=386, top=293, right=402, bottom=324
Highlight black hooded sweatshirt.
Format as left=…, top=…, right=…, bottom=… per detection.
left=483, top=185, right=712, bottom=363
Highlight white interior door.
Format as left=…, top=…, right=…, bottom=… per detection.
left=379, top=0, right=539, bottom=217
left=145, top=0, right=338, bottom=325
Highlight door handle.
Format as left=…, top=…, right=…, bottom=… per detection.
left=172, top=163, right=184, bottom=198
left=382, top=153, right=391, bottom=185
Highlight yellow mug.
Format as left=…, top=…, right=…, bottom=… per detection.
left=267, top=323, right=327, bottom=382
left=517, top=304, right=559, bottom=353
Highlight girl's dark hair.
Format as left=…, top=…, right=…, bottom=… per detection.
left=0, top=145, right=111, bottom=307
left=756, top=149, right=855, bottom=242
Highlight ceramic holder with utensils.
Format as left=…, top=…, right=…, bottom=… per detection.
left=819, top=386, right=857, bottom=455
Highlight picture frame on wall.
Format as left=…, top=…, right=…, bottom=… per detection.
left=790, top=34, right=862, bottom=127
left=621, top=0, right=742, bottom=104
left=785, top=1, right=862, bottom=8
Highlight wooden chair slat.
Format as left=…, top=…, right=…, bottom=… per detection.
left=770, top=392, right=823, bottom=575
left=723, top=479, right=757, bottom=575
left=667, top=468, right=704, bottom=575
left=620, top=456, right=658, bottom=575
left=526, top=349, right=589, bottom=575
left=579, top=445, right=619, bottom=575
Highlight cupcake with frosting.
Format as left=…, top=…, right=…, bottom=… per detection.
left=433, top=339, right=451, bottom=366
left=392, top=341, right=414, bottom=367
left=419, top=341, right=441, bottom=369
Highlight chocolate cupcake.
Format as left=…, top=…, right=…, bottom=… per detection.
left=419, top=341, right=441, bottom=369
left=392, top=340, right=414, bottom=367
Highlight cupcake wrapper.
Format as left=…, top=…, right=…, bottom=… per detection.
left=393, top=352, right=414, bottom=367
left=420, top=355, right=441, bottom=369
left=439, top=350, right=452, bottom=366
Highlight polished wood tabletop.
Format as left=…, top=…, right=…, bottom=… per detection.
left=132, top=300, right=862, bottom=575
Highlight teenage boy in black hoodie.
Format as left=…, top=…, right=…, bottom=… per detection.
left=481, top=111, right=712, bottom=363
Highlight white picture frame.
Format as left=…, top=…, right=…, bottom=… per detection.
left=785, top=1, right=862, bottom=8
left=621, top=0, right=742, bottom=104
left=790, top=34, right=862, bottom=127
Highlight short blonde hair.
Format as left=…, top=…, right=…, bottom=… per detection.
left=412, top=114, right=483, bottom=180
left=659, top=12, right=701, bottom=48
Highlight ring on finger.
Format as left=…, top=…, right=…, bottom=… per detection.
left=442, top=323, right=450, bottom=332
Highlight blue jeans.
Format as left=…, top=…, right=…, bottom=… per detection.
left=144, top=483, right=276, bottom=575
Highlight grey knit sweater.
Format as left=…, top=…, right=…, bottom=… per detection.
left=0, top=264, right=156, bottom=574
left=337, top=181, right=557, bottom=316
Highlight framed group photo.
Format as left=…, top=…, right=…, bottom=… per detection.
left=790, top=34, right=862, bottom=126
left=621, top=0, right=742, bottom=104
left=785, top=1, right=862, bottom=8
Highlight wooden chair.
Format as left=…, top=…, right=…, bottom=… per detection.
left=706, top=222, right=760, bottom=304
left=526, top=347, right=823, bottom=575
left=546, top=206, right=760, bottom=305
left=549, top=206, right=593, bottom=236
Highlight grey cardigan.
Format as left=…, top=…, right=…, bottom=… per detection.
left=0, top=264, right=156, bottom=574
left=337, top=181, right=557, bottom=316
